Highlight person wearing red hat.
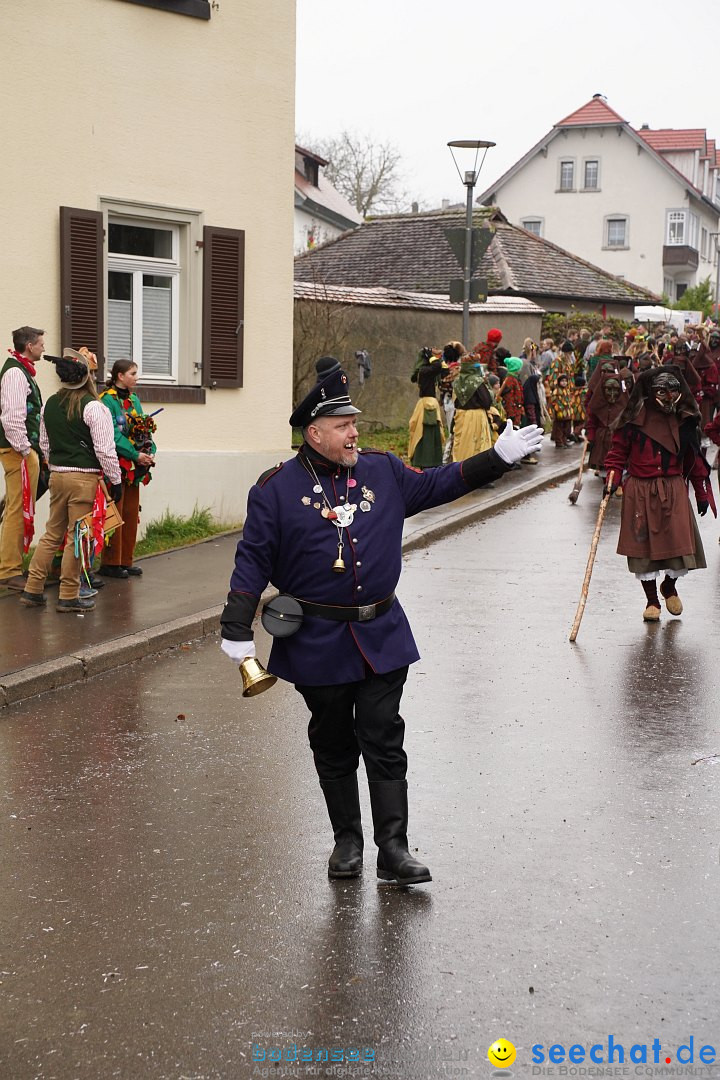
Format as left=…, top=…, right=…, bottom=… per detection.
left=472, top=329, right=503, bottom=374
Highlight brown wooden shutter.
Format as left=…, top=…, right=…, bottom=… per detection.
left=202, top=226, right=245, bottom=388
left=60, top=207, right=105, bottom=377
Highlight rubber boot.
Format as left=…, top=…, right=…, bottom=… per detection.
left=368, top=779, right=431, bottom=885
left=660, top=575, right=683, bottom=616
left=641, top=580, right=661, bottom=622
left=319, top=774, right=363, bottom=878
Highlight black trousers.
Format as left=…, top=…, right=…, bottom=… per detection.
left=295, top=666, right=409, bottom=782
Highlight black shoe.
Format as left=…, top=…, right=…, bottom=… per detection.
left=19, top=590, right=47, bottom=607
left=122, top=565, right=143, bottom=577
left=88, top=572, right=105, bottom=589
left=99, top=565, right=128, bottom=579
left=368, top=780, right=431, bottom=885
left=320, top=774, right=364, bottom=878
left=56, top=597, right=95, bottom=612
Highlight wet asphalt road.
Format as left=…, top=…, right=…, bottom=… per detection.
left=2, top=473, right=720, bottom=1080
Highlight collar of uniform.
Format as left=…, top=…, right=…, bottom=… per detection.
left=299, top=442, right=349, bottom=476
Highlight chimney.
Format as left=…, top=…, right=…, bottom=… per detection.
left=411, top=201, right=419, bottom=214
left=441, top=198, right=450, bottom=210
left=640, top=123, right=649, bottom=130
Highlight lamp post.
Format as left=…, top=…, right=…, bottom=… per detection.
left=447, top=139, right=495, bottom=348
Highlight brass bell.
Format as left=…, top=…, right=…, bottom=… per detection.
left=332, top=542, right=346, bottom=574
left=239, top=657, right=277, bottom=697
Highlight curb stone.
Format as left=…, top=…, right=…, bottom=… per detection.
left=0, top=459, right=580, bottom=711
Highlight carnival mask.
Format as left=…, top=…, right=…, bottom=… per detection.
left=603, top=378, right=621, bottom=404
left=651, top=373, right=681, bottom=413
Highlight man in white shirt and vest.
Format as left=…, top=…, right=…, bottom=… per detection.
left=0, top=326, right=44, bottom=590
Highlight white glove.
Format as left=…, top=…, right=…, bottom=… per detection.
left=494, top=421, right=544, bottom=465
left=220, top=638, right=256, bottom=663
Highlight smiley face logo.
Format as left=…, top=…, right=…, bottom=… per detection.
left=488, top=1039, right=516, bottom=1069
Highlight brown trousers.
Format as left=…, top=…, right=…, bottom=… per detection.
left=102, top=481, right=141, bottom=567
left=26, top=471, right=99, bottom=600
left=0, top=447, right=40, bottom=579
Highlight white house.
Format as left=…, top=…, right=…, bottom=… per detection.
left=294, top=146, right=362, bottom=255
left=1, top=0, right=296, bottom=533
left=479, top=95, right=720, bottom=302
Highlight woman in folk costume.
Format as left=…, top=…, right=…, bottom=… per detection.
left=585, top=373, right=628, bottom=473
left=19, top=353, right=122, bottom=612
left=604, top=366, right=715, bottom=622
left=99, top=358, right=157, bottom=577
left=408, top=347, right=446, bottom=469
left=452, top=351, right=494, bottom=462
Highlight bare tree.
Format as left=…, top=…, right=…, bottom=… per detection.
left=309, top=131, right=407, bottom=217
left=293, top=276, right=361, bottom=405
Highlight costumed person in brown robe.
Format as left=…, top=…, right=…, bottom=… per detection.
left=408, top=347, right=446, bottom=468
left=663, top=338, right=701, bottom=400
left=584, top=344, right=633, bottom=412
left=585, top=374, right=628, bottom=475
left=691, top=328, right=720, bottom=429
left=604, top=367, right=715, bottom=622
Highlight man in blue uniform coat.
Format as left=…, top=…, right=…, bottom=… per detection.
left=221, top=357, right=543, bottom=885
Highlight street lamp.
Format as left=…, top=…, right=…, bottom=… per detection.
left=447, top=139, right=496, bottom=349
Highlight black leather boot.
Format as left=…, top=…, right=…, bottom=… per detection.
left=319, top=774, right=363, bottom=878
left=368, top=780, right=431, bottom=885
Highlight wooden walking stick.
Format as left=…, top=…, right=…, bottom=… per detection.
left=568, top=437, right=588, bottom=504
left=569, top=470, right=615, bottom=642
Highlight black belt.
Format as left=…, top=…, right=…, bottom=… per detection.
left=296, top=592, right=395, bottom=622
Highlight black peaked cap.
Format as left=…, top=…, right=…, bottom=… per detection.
left=289, top=356, right=361, bottom=428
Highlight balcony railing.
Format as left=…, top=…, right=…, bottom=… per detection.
left=663, top=245, right=699, bottom=269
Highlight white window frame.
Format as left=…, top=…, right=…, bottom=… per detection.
left=701, top=227, right=709, bottom=261
left=582, top=158, right=600, bottom=191
left=108, top=247, right=181, bottom=384
left=521, top=218, right=544, bottom=237
left=558, top=159, right=575, bottom=191
left=663, top=277, right=673, bottom=298
left=101, top=197, right=204, bottom=387
left=666, top=209, right=686, bottom=246
left=604, top=215, right=629, bottom=249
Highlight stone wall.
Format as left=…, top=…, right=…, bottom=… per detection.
left=293, top=302, right=543, bottom=429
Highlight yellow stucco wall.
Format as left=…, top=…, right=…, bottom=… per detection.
left=0, top=0, right=295, bottom=524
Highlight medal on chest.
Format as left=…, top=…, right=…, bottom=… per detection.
left=300, top=457, right=364, bottom=573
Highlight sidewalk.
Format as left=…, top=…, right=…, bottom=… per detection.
left=0, top=440, right=583, bottom=708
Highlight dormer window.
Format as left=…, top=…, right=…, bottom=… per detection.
left=304, top=157, right=319, bottom=187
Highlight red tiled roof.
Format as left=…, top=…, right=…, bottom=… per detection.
left=555, top=97, right=626, bottom=127
left=637, top=128, right=707, bottom=152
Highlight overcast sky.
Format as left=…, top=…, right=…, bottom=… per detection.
left=296, top=0, right=719, bottom=211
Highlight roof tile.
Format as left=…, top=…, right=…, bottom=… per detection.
left=555, top=97, right=627, bottom=127
left=294, top=209, right=657, bottom=305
